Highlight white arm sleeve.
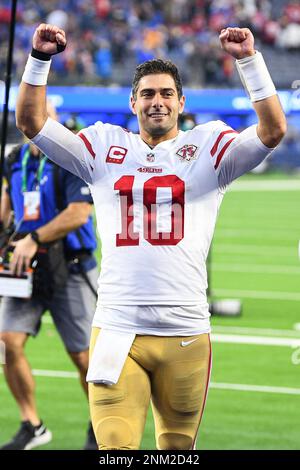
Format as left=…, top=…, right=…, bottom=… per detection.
left=213, top=124, right=275, bottom=188
left=31, top=117, right=95, bottom=183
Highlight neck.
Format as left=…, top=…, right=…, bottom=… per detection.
left=140, top=128, right=179, bottom=147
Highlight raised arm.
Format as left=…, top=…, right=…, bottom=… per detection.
left=219, top=27, right=286, bottom=148
left=16, top=24, right=66, bottom=138
left=16, top=24, right=95, bottom=183
left=16, top=84, right=47, bottom=139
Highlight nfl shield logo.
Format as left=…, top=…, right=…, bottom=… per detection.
left=146, top=153, right=155, bottom=163
left=176, top=144, right=198, bottom=162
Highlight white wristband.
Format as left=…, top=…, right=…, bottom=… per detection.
left=22, top=55, right=52, bottom=86
left=236, top=51, right=276, bottom=102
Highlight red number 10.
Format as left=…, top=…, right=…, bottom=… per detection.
left=114, top=175, right=185, bottom=246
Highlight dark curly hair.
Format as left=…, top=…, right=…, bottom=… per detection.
left=132, top=59, right=183, bottom=100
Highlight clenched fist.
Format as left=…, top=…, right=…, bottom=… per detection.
left=219, top=27, right=255, bottom=60
left=33, top=23, right=67, bottom=55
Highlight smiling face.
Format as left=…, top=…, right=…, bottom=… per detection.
left=131, top=73, right=185, bottom=145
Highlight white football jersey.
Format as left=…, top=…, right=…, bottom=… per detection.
left=32, top=118, right=273, bottom=334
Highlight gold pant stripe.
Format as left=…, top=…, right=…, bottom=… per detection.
left=192, top=335, right=212, bottom=449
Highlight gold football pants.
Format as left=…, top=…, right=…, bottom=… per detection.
left=89, top=327, right=211, bottom=450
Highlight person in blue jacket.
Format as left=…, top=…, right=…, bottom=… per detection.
left=0, top=116, right=98, bottom=450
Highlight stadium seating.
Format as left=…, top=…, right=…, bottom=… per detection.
left=1, top=0, right=300, bottom=170
left=1, top=0, right=300, bottom=88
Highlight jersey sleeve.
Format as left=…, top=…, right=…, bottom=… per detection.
left=31, top=117, right=99, bottom=183
left=209, top=120, right=275, bottom=188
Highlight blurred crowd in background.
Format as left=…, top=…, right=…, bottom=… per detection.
left=1, top=0, right=300, bottom=171
left=1, top=0, right=300, bottom=87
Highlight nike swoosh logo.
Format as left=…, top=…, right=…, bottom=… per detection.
left=181, top=338, right=199, bottom=347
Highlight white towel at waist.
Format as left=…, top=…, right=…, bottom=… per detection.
left=86, top=329, right=135, bottom=385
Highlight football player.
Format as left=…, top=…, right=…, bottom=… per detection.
left=15, top=24, right=286, bottom=450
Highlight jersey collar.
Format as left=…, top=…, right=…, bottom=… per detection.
left=138, top=131, right=183, bottom=151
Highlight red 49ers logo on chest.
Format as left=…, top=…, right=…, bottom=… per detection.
left=176, top=144, right=198, bottom=162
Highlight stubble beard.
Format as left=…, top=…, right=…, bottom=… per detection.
left=147, top=124, right=170, bottom=136
left=144, top=116, right=176, bottom=137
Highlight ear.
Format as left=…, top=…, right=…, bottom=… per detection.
left=130, top=95, right=137, bottom=115
left=178, top=95, right=186, bottom=115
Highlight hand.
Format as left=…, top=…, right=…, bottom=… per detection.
left=10, top=235, right=38, bottom=276
left=219, top=27, right=255, bottom=60
left=33, top=23, right=67, bottom=55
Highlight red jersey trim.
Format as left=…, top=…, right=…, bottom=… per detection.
left=78, top=132, right=96, bottom=159
left=214, top=137, right=236, bottom=170
left=210, top=129, right=238, bottom=157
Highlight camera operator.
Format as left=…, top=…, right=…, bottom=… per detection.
left=0, top=111, right=98, bottom=450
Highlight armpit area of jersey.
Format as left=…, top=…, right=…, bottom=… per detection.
left=31, top=117, right=93, bottom=183
left=216, top=124, right=275, bottom=187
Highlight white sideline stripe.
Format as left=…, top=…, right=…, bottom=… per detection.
left=212, top=263, right=300, bottom=275
left=42, top=317, right=300, bottom=335
left=1, top=369, right=298, bottom=396
left=42, top=320, right=300, bottom=339
left=211, top=334, right=300, bottom=347
left=210, top=382, right=300, bottom=395
left=33, top=369, right=78, bottom=378
left=213, top=244, right=295, bottom=257
left=229, top=180, right=300, bottom=191
left=216, top=228, right=299, bottom=240
left=213, top=288, right=300, bottom=301
left=0, top=368, right=78, bottom=379
left=213, top=325, right=300, bottom=338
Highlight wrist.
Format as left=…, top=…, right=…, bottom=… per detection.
left=236, top=51, right=276, bottom=102
left=31, top=47, right=51, bottom=61
left=30, top=230, right=41, bottom=246
left=22, top=54, right=52, bottom=86
left=236, top=49, right=256, bottom=60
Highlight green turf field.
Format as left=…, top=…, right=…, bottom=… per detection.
left=1, top=172, right=300, bottom=450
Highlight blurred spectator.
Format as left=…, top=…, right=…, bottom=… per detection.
left=46, top=9, right=69, bottom=30
left=277, top=15, right=300, bottom=49
left=0, top=0, right=299, bottom=87
left=178, top=112, right=197, bottom=131
left=95, top=39, right=112, bottom=82
left=284, top=0, right=300, bottom=22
